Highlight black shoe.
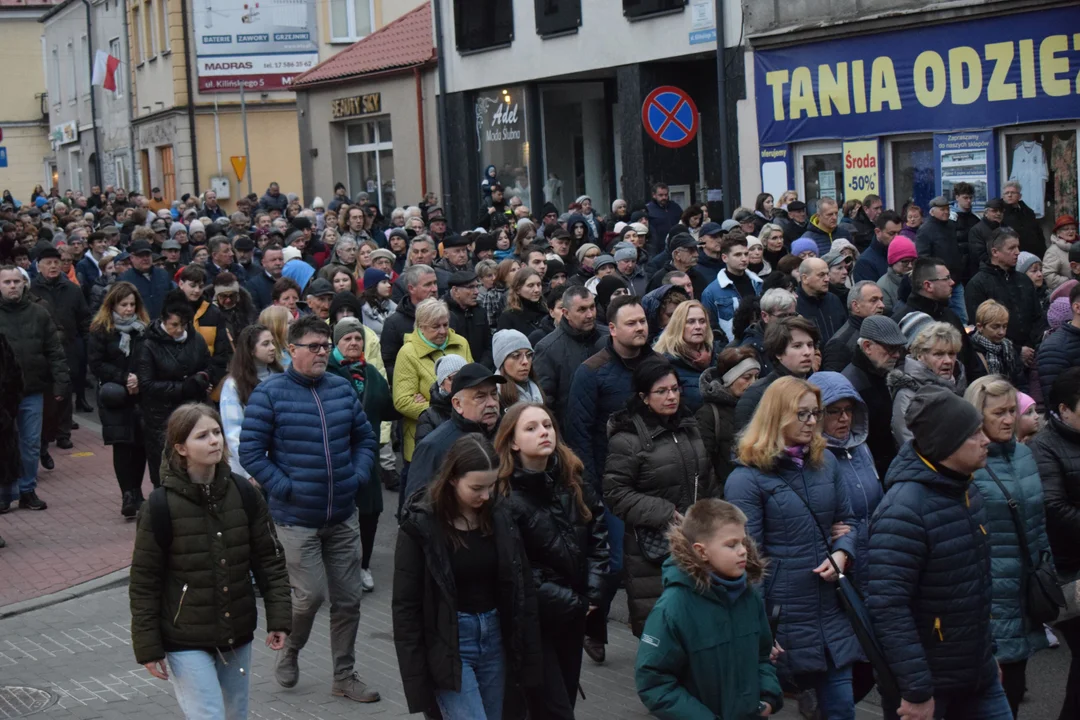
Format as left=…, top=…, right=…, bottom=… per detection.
left=71, top=422, right=80, bottom=430
left=56, top=438, right=74, bottom=450
left=19, top=492, right=47, bottom=511
left=0, top=501, right=9, bottom=514
left=583, top=637, right=606, bottom=664
left=76, top=397, right=94, bottom=413
left=121, top=491, right=138, bottom=518
left=39, top=450, right=55, bottom=470
left=381, top=466, right=399, bottom=491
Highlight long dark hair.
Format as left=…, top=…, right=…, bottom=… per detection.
left=229, top=324, right=283, bottom=405
left=426, top=434, right=499, bottom=548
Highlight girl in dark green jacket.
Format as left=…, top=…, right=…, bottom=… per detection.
left=635, top=499, right=783, bottom=720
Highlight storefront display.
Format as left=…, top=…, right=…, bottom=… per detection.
left=475, top=86, right=530, bottom=202
left=934, top=131, right=994, bottom=210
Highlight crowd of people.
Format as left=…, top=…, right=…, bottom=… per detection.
left=0, top=178, right=1079, bottom=720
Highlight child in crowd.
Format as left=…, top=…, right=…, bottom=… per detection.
left=635, top=498, right=782, bottom=719
left=1016, top=391, right=1041, bottom=445
left=970, top=299, right=1023, bottom=387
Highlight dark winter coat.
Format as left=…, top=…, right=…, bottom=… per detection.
left=380, top=295, right=417, bottom=382
left=1037, top=324, right=1080, bottom=401
left=1004, top=201, right=1044, bottom=258
left=972, top=440, right=1052, bottom=663
left=734, top=363, right=803, bottom=431
left=795, top=286, right=847, bottom=344
left=662, top=350, right=715, bottom=413
left=87, top=325, right=145, bottom=445
left=239, top=366, right=379, bottom=528
left=1029, top=413, right=1080, bottom=579
left=780, top=216, right=808, bottom=245
left=0, top=289, right=69, bottom=396
left=737, top=322, right=772, bottom=376
left=258, top=190, right=288, bottom=214
left=447, top=295, right=493, bottom=369
left=850, top=207, right=876, bottom=251
left=694, top=367, right=739, bottom=495
left=725, top=452, right=862, bottom=676
left=414, top=383, right=452, bottom=448
left=965, top=262, right=1046, bottom=349
left=496, top=299, right=548, bottom=337
left=88, top=273, right=114, bottom=316
left=821, top=314, right=864, bottom=373
left=30, top=273, right=90, bottom=359
left=646, top=200, right=684, bottom=256
left=965, top=217, right=1000, bottom=280
left=504, top=460, right=611, bottom=625
left=245, top=270, right=277, bottom=310
left=393, top=490, right=542, bottom=715
left=867, top=442, right=998, bottom=703
left=603, top=407, right=713, bottom=636
left=852, top=238, right=888, bottom=284
left=403, top=412, right=497, bottom=503
left=128, top=462, right=292, bottom=665
left=915, top=215, right=964, bottom=281
left=0, top=332, right=24, bottom=490
left=134, top=322, right=212, bottom=438
left=953, top=208, right=981, bottom=281
left=841, top=345, right=898, bottom=479
left=119, top=267, right=174, bottom=321
left=534, top=318, right=602, bottom=428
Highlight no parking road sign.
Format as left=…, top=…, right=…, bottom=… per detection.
left=642, top=86, right=699, bottom=149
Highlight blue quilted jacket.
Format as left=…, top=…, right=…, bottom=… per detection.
left=972, top=440, right=1052, bottom=664
left=239, top=366, right=378, bottom=528
left=867, top=442, right=997, bottom=704
left=726, top=452, right=862, bottom=677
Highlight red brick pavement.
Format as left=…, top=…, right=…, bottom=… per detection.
left=0, top=424, right=137, bottom=608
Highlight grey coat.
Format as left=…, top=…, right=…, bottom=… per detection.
left=887, top=355, right=967, bottom=447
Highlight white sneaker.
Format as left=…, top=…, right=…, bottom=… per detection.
left=360, top=568, right=374, bottom=592
left=1046, top=624, right=1060, bottom=648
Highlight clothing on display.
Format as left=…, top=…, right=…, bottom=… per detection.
left=1010, top=141, right=1048, bottom=218
left=1051, top=134, right=1078, bottom=219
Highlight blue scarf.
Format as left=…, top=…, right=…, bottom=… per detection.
left=710, top=571, right=748, bottom=603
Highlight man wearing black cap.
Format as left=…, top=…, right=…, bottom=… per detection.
left=401, top=363, right=503, bottom=506
left=868, top=385, right=1010, bottom=720
left=646, top=233, right=707, bottom=299
left=780, top=200, right=809, bottom=244
left=435, top=233, right=473, bottom=274
left=233, top=235, right=258, bottom=277
left=446, top=270, right=492, bottom=368
left=840, top=313, right=905, bottom=477
left=965, top=197, right=1004, bottom=278
left=119, top=239, right=174, bottom=320
left=695, top=221, right=727, bottom=277
left=303, top=278, right=336, bottom=320
left=160, top=239, right=183, bottom=275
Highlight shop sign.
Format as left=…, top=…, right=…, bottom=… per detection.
left=475, top=89, right=524, bottom=147
left=933, top=131, right=997, bottom=210
left=475, top=87, right=530, bottom=202
left=842, top=140, right=880, bottom=196
left=754, top=5, right=1080, bottom=145
left=51, top=121, right=79, bottom=145
left=760, top=145, right=793, bottom=201
left=331, top=93, right=382, bottom=119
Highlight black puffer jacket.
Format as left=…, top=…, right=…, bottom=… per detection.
left=0, top=290, right=69, bottom=396
left=534, top=318, right=602, bottom=427
left=736, top=322, right=773, bottom=376
left=694, top=367, right=739, bottom=495
left=867, top=442, right=997, bottom=704
left=1004, top=201, right=1044, bottom=257
left=128, top=462, right=292, bottom=665
left=603, top=407, right=713, bottom=636
left=965, top=262, right=1046, bottom=348
left=447, top=295, right=492, bottom=369
left=0, top=333, right=23, bottom=490
left=380, top=296, right=417, bottom=382
left=497, top=299, right=548, bottom=336
left=1037, top=324, right=1080, bottom=401
left=1029, top=413, right=1080, bottom=578
left=30, top=273, right=90, bottom=351
left=503, top=460, right=611, bottom=627
left=135, top=322, right=212, bottom=438
left=915, top=215, right=964, bottom=281
left=964, top=217, right=1000, bottom=280
left=393, top=490, right=542, bottom=716
left=953, top=208, right=981, bottom=282
left=87, top=325, right=145, bottom=445
left=414, top=383, right=453, bottom=447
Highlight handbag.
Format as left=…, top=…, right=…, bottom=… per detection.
left=984, top=465, right=1065, bottom=625
left=634, top=419, right=701, bottom=565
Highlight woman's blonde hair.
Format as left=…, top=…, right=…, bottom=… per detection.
left=964, top=375, right=1017, bottom=436
left=414, top=297, right=449, bottom=328
left=258, top=305, right=291, bottom=354
left=90, top=281, right=149, bottom=333
left=975, top=299, right=1009, bottom=327
left=910, top=321, right=961, bottom=359
left=652, top=300, right=713, bottom=359
left=737, top=376, right=826, bottom=470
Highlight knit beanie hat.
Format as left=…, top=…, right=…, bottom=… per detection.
left=899, top=311, right=934, bottom=348
left=435, top=354, right=468, bottom=386
left=614, top=246, right=637, bottom=263
left=169, top=222, right=187, bottom=239
left=1016, top=251, right=1041, bottom=275
left=575, top=243, right=601, bottom=264
left=1047, top=297, right=1072, bottom=329
left=492, top=329, right=532, bottom=371
left=905, top=385, right=984, bottom=463
left=188, top=219, right=205, bottom=235
left=596, top=275, right=630, bottom=307
left=1051, top=279, right=1078, bottom=303
left=887, top=237, right=918, bottom=265
left=1017, top=391, right=1037, bottom=417
left=363, top=268, right=388, bottom=290
left=791, top=238, right=818, bottom=257
left=282, top=246, right=303, bottom=263
left=746, top=234, right=763, bottom=249
left=332, top=317, right=364, bottom=346
left=370, top=248, right=396, bottom=264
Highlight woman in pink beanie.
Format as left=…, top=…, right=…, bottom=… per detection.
left=877, top=237, right=918, bottom=315
left=1016, top=391, right=1041, bottom=444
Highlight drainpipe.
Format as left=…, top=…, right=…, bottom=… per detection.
left=431, top=0, right=452, bottom=221
left=179, top=0, right=200, bottom=194
left=414, top=66, right=427, bottom=196
left=80, top=0, right=103, bottom=187
left=121, top=0, right=137, bottom=189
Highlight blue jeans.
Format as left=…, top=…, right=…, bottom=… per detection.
left=166, top=641, right=252, bottom=720
left=882, top=677, right=1012, bottom=719
left=17, top=394, right=43, bottom=494
left=795, top=658, right=854, bottom=720
left=949, top=283, right=968, bottom=324
left=436, top=610, right=505, bottom=720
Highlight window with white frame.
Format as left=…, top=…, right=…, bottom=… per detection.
left=330, top=0, right=373, bottom=42
left=157, top=0, right=170, bottom=52
left=51, top=45, right=61, bottom=103
left=346, top=118, right=395, bottom=209
left=109, top=38, right=124, bottom=97
left=68, top=40, right=78, bottom=102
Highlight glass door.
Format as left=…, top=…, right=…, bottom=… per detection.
left=796, top=141, right=843, bottom=216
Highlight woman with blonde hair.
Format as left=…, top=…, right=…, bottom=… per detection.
left=888, top=319, right=967, bottom=446
left=653, top=299, right=716, bottom=412
left=479, top=257, right=519, bottom=328
left=726, top=377, right=860, bottom=720
left=257, top=304, right=292, bottom=367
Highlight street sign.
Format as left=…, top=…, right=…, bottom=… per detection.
left=0, top=147, right=7, bottom=169
left=641, top=86, right=699, bottom=149
left=230, top=156, right=247, bottom=181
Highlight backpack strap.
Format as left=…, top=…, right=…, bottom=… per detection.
left=148, top=486, right=173, bottom=552
left=231, top=473, right=259, bottom=527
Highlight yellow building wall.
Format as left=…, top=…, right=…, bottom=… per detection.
left=0, top=12, right=51, bottom=196
left=0, top=126, right=51, bottom=198
left=194, top=107, right=302, bottom=210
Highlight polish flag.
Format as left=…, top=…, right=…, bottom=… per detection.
left=91, top=49, right=120, bottom=92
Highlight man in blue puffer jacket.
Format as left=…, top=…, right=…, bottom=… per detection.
left=240, top=315, right=381, bottom=704
left=867, top=385, right=1011, bottom=720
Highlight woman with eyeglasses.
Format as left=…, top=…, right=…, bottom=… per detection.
left=568, top=243, right=602, bottom=288
left=889, top=320, right=967, bottom=447
left=603, top=357, right=713, bottom=638
left=493, top=330, right=544, bottom=411
left=726, top=377, right=861, bottom=720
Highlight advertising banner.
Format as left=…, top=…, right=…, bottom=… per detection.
left=934, top=131, right=996, bottom=210
left=754, top=6, right=1080, bottom=145
left=842, top=140, right=880, bottom=198
left=194, top=0, right=319, bottom=93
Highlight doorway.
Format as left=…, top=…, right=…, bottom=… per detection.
left=795, top=141, right=843, bottom=215
left=541, top=82, right=611, bottom=213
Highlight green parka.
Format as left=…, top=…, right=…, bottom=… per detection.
left=129, top=461, right=292, bottom=665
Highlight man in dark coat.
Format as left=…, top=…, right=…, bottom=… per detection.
left=734, top=316, right=818, bottom=430
left=849, top=193, right=882, bottom=251
left=0, top=331, right=23, bottom=543
left=853, top=210, right=902, bottom=283
left=795, top=257, right=847, bottom=344
left=821, top=281, right=885, bottom=372
left=780, top=201, right=809, bottom=245
left=950, top=182, right=980, bottom=280
left=476, top=184, right=512, bottom=231
left=964, top=198, right=1004, bottom=280
left=645, top=183, right=683, bottom=256
left=258, top=182, right=289, bottom=214
left=868, top=386, right=1009, bottom=719
left=445, top=270, right=492, bottom=368
left=381, top=264, right=438, bottom=383
left=892, top=257, right=976, bottom=378
left=119, top=239, right=173, bottom=320
left=1036, top=283, right=1080, bottom=400
left=534, top=285, right=600, bottom=428
left=800, top=197, right=853, bottom=256
left=245, top=244, right=284, bottom=309
left=916, top=195, right=967, bottom=321
left=841, top=316, right=907, bottom=478
left=1003, top=181, right=1044, bottom=258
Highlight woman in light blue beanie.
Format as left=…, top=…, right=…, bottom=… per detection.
left=493, top=329, right=545, bottom=409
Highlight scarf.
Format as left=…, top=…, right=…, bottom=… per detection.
left=684, top=344, right=713, bottom=370
left=113, top=313, right=146, bottom=356
left=418, top=330, right=449, bottom=352
left=969, top=331, right=1017, bottom=379
left=784, top=445, right=806, bottom=467
left=514, top=379, right=544, bottom=404
left=332, top=347, right=365, bottom=396
left=710, top=571, right=748, bottom=603
left=160, top=321, right=187, bottom=344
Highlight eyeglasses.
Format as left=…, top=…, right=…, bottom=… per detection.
left=931, top=275, right=952, bottom=283
left=585, top=252, right=601, bottom=259
left=650, top=386, right=681, bottom=397
left=795, top=409, right=823, bottom=423
left=294, top=342, right=332, bottom=354
left=825, top=407, right=854, bottom=418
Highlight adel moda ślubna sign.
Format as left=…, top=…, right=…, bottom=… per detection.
left=754, top=5, right=1080, bottom=145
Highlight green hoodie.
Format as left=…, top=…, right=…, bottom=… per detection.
left=635, top=540, right=782, bottom=719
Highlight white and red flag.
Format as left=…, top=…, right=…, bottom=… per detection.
left=91, top=49, right=120, bottom=92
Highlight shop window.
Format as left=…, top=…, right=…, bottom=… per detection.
left=798, top=146, right=844, bottom=216
left=347, top=118, right=396, bottom=210
left=330, top=0, right=372, bottom=42
left=891, top=138, right=935, bottom=213
left=623, top=0, right=686, bottom=21
left=475, top=86, right=530, bottom=203
left=1004, top=129, right=1077, bottom=238
left=454, top=0, right=513, bottom=53
left=534, top=0, right=580, bottom=37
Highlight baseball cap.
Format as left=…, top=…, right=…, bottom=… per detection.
left=306, top=278, right=336, bottom=297
left=699, top=221, right=724, bottom=238
left=129, top=239, right=153, bottom=255
left=450, top=362, right=506, bottom=396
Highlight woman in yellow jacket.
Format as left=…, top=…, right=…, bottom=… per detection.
left=392, top=298, right=472, bottom=489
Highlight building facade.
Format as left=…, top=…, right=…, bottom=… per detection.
left=741, top=0, right=1079, bottom=240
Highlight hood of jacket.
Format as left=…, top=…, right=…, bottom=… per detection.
left=807, top=215, right=836, bottom=238
left=698, top=366, right=740, bottom=409
left=811, top=371, right=869, bottom=450
left=883, top=440, right=972, bottom=497
left=642, top=284, right=684, bottom=331
left=666, top=521, right=765, bottom=594
left=394, top=294, right=417, bottom=320
left=888, top=353, right=959, bottom=396
left=1051, top=233, right=1075, bottom=252
left=566, top=213, right=588, bottom=232
left=159, top=459, right=234, bottom=503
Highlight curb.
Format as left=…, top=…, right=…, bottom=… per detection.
left=0, top=567, right=130, bottom=620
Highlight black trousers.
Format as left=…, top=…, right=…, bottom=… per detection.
left=852, top=660, right=876, bottom=704
left=526, top=613, right=586, bottom=720
left=144, top=428, right=164, bottom=489
left=1000, top=659, right=1027, bottom=718
left=1059, top=617, right=1080, bottom=720
left=358, top=512, right=379, bottom=569
left=112, top=441, right=148, bottom=496
left=42, top=390, right=72, bottom=444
